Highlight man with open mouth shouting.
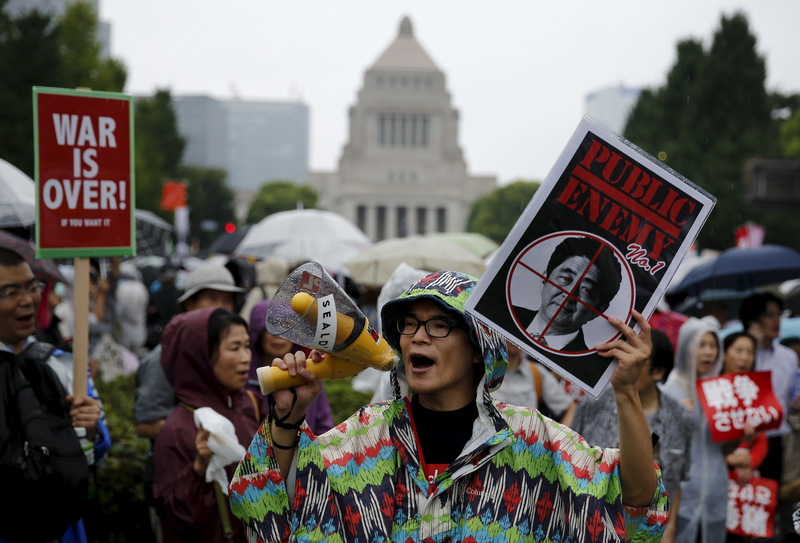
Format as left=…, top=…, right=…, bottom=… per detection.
left=230, top=271, right=669, bottom=542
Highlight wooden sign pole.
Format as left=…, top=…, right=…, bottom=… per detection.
left=72, top=257, right=90, bottom=397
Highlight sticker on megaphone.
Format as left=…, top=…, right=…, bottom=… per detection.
left=306, top=294, right=340, bottom=351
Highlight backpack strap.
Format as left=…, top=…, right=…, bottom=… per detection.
left=21, top=342, right=57, bottom=365
left=213, top=481, right=235, bottom=542
left=528, top=360, right=543, bottom=407
left=15, top=344, right=70, bottom=419
left=245, top=389, right=261, bottom=422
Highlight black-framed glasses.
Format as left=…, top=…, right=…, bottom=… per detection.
left=396, top=316, right=460, bottom=338
left=0, top=281, right=46, bottom=301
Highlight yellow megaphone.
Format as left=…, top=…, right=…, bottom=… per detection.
left=257, top=262, right=398, bottom=394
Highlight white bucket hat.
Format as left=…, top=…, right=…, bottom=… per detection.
left=177, top=265, right=245, bottom=304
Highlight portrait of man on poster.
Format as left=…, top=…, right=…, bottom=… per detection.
left=511, top=236, right=622, bottom=353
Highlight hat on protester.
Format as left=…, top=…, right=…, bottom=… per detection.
left=380, top=270, right=507, bottom=392
left=177, top=265, right=245, bottom=304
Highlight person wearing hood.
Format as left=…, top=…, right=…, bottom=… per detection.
left=662, top=317, right=730, bottom=543
left=229, top=271, right=668, bottom=542
left=246, top=299, right=334, bottom=434
left=153, top=307, right=260, bottom=543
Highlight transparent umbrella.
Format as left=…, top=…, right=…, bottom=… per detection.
left=344, top=235, right=485, bottom=286
left=235, top=209, right=372, bottom=274
left=427, top=232, right=499, bottom=258
left=0, top=158, right=36, bottom=228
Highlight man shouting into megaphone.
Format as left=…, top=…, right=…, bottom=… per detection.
left=229, top=271, right=669, bottom=542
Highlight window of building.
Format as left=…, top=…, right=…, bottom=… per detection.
left=376, top=206, right=387, bottom=241
left=436, top=207, right=446, bottom=232
left=396, top=206, right=407, bottom=237
left=357, top=205, right=367, bottom=232
left=416, top=207, right=427, bottom=235
left=377, top=113, right=430, bottom=148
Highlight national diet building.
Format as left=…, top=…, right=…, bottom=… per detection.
left=308, top=17, right=497, bottom=241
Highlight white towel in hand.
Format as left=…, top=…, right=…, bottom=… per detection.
left=193, top=407, right=246, bottom=495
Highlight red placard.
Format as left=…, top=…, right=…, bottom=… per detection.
left=726, top=475, right=778, bottom=538
left=161, top=180, right=187, bottom=211
left=696, top=371, right=783, bottom=442
left=34, top=87, right=135, bottom=258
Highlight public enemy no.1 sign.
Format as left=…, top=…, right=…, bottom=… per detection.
left=34, top=87, right=135, bottom=258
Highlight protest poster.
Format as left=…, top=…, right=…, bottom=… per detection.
left=34, top=86, right=135, bottom=259
left=696, top=370, right=783, bottom=442
left=33, top=86, right=135, bottom=397
left=465, top=116, right=715, bottom=396
left=726, top=475, right=778, bottom=538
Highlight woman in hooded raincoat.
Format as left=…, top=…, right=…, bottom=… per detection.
left=153, top=307, right=260, bottom=543
left=662, top=317, right=727, bottom=543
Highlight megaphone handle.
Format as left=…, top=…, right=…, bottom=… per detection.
left=257, top=355, right=369, bottom=395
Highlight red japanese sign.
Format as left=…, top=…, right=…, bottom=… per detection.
left=34, top=87, right=135, bottom=258
left=726, top=475, right=778, bottom=538
left=696, top=371, right=783, bottom=442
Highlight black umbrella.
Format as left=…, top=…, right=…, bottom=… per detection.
left=136, top=209, right=174, bottom=256
left=668, top=245, right=800, bottom=300
left=0, top=229, right=65, bottom=283
left=206, top=225, right=251, bottom=255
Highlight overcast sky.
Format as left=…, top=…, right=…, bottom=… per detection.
left=99, top=1, right=800, bottom=184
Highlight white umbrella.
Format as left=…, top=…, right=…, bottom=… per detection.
left=344, top=235, right=485, bottom=286
left=235, top=209, right=372, bottom=274
left=0, top=158, right=36, bottom=227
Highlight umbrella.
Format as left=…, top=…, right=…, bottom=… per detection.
left=204, top=225, right=251, bottom=255
left=427, top=232, right=499, bottom=258
left=673, top=288, right=758, bottom=322
left=344, top=235, right=485, bottom=286
left=667, top=245, right=800, bottom=300
left=0, top=158, right=36, bottom=228
left=235, top=209, right=372, bottom=274
left=0, top=229, right=65, bottom=283
left=783, top=282, right=800, bottom=316
left=136, top=209, right=174, bottom=256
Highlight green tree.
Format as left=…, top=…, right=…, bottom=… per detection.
left=466, top=180, right=540, bottom=244
left=246, top=181, right=318, bottom=224
left=0, top=1, right=128, bottom=176
left=780, top=109, right=800, bottom=158
left=0, top=3, right=63, bottom=175
left=134, top=90, right=186, bottom=215
left=181, top=165, right=236, bottom=249
left=58, top=1, right=126, bottom=92
left=624, top=13, right=786, bottom=250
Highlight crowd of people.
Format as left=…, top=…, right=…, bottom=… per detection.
left=1, top=247, right=800, bottom=542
